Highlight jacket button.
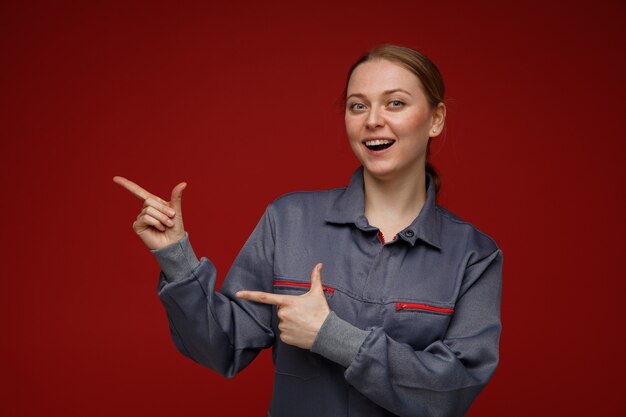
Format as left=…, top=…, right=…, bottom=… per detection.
left=404, top=230, right=415, bottom=237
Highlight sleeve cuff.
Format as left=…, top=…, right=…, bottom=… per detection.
left=311, top=311, right=370, bottom=368
left=150, top=232, right=200, bottom=282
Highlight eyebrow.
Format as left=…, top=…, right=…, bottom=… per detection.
left=346, top=88, right=413, bottom=100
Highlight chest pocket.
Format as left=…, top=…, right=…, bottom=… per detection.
left=382, top=301, right=454, bottom=350
left=271, top=279, right=336, bottom=380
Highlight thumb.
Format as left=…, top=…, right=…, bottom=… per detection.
left=170, top=182, right=187, bottom=212
left=308, top=263, right=324, bottom=294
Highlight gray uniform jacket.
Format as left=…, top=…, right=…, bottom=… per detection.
left=153, top=166, right=503, bottom=417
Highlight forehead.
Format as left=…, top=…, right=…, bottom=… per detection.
left=347, top=59, right=424, bottom=95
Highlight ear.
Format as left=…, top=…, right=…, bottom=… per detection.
left=429, top=102, right=446, bottom=138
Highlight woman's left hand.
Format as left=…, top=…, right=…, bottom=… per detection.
left=236, top=263, right=330, bottom=350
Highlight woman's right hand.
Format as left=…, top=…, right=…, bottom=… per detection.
left=113, top=176, right=187, bottom=250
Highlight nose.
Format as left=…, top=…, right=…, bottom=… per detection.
left=365, top=108, right=384, bottom=129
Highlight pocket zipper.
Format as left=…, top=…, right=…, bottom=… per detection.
left=395, top=302, right=454, bottom=314
left=273, top=280, right=335, bottom=295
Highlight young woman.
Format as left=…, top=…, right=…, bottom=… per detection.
left=114, top=44, right=503, bottom=417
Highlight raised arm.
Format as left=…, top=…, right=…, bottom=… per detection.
left=154, top=206, right=277, bottom=377
left=113, top=176, right=276, bottom=377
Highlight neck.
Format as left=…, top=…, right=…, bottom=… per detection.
left=363, top=164, right=428, bottom=227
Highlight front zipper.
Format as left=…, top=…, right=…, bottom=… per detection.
left=273, top=280, right=335, bottom=295
left=395, top=302, right=454, bottom=314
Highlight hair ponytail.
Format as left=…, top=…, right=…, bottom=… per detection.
left=426, top=161, right=441, bottom=196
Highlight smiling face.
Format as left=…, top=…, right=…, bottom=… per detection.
left=345, top=59, right=445, bottom=181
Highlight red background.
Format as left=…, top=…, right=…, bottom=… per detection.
left=1, top=0, right=625, bottom=416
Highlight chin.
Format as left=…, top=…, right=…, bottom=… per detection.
left=362, top=161, right=398, bottom=180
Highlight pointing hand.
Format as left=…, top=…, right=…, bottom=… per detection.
left=236, top=263, right=330, bottom=350
left=113, top=176, right=187, bottom=250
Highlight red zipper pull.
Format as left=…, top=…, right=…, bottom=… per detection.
left=395, top=302, right=454, bottom=314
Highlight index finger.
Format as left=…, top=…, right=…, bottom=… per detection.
left=236, top=290, right=292, bottom=306
left=113, top=176, right=153, bottom=201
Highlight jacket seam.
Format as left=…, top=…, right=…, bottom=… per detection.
left=188, top=262, right=237, bottom=349
left=436, top=205, right=500, bottom=251
left=274, top=274, right=456, bottom=307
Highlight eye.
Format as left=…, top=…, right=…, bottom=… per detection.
left=388, top=100, right=405, bottom=108
left=348, top=102, right=366, bottom=112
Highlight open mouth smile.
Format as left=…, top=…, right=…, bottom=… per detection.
left=363, top=138, right=396, bottom=152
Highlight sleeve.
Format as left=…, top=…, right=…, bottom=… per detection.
left=313, top=248, right=503, bottom=417
left=151, top=232, right=200, bottom=282
left=155, top=205, right=277, bottom=378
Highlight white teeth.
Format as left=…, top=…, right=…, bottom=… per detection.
left=365, top=139, right=395, bottom=146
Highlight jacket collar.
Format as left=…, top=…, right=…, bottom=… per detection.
left=325, top=166, right=442, bottom=249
